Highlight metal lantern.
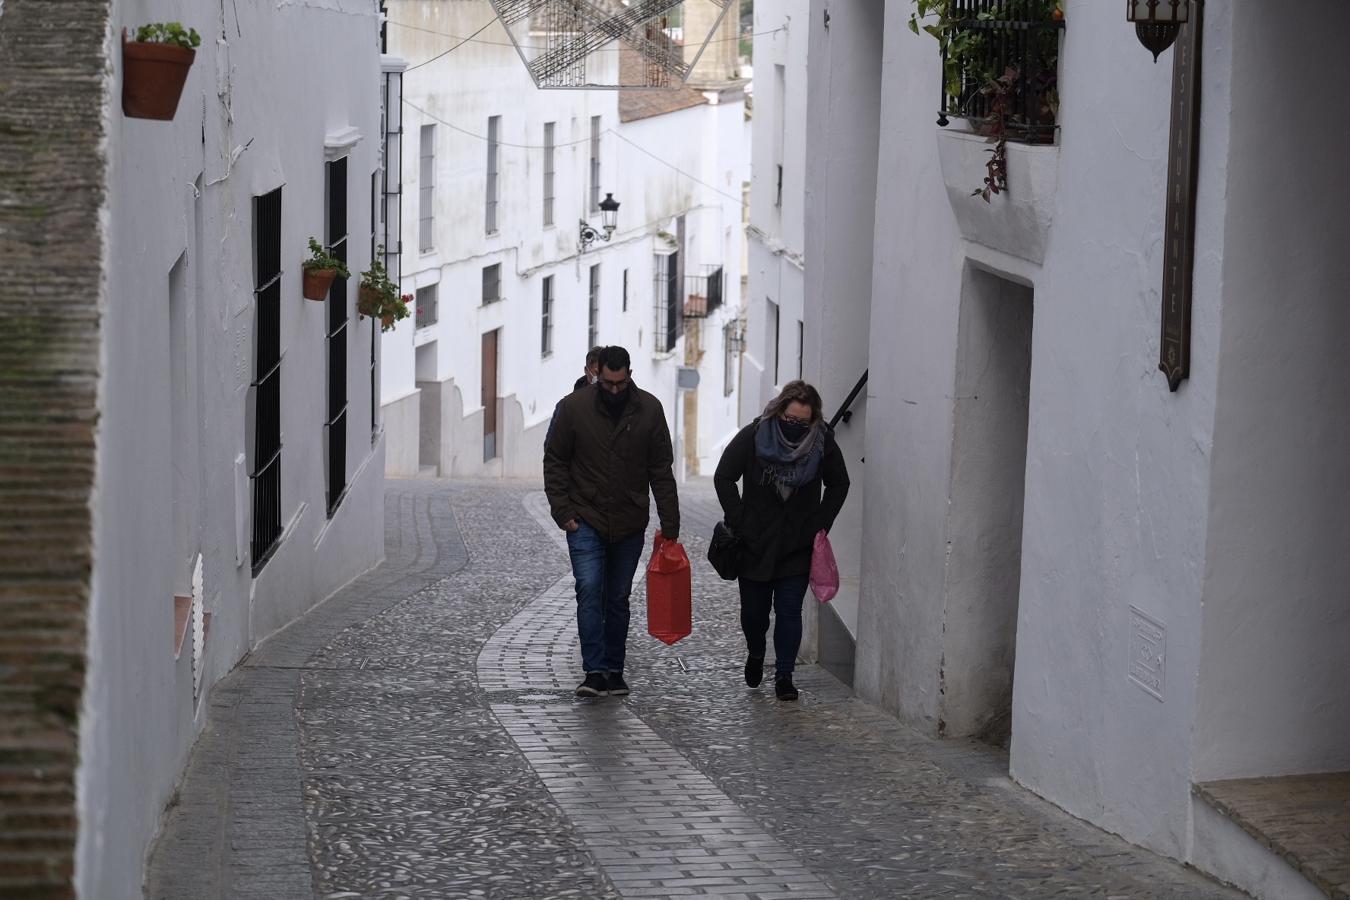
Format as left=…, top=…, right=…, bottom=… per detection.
left=599, top=193, right=620, bottom=236
left=579, top=193, right=621, bottom=251
left=1128, top=0, right=1190, bottom=61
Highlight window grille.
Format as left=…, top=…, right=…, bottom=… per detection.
left=486, top=115, right=500, bottom=234
left=797, top=320, right=804, bottom=379
left=775, top=164, right=783, bottom=208
left=482, top=262, right=502, bottom=305
left=416, top=283, right=439, bottom=329
left=768, top=298, right=781, bottom=384
left=588, top=264, right=600, bottom=349
left=622, top=268, right=629, bottom=312
left=541, top=275, right=554, bottom=357
left=723, top=319, right=738, bottom=397
left=936, top=0, right=1063, bottom=143
left=653, top=252, right=679, bottom=354
left=370, top=171, right=379, bottom=438
left=325, top=157, right=349, bottom=517
left=589, top=116, right=601, bottom=212
left=419, top=124, right=434, bottom=252
left=543, top=121, right=555, bottom=227
left=249, top=187, right=283, bottom=575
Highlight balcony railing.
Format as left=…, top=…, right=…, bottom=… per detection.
left=684, top=265, right=724, bottom=319
left=936, top=0, right=1063, bottom=143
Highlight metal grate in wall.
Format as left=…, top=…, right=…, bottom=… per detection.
left=326, top=157, right=349, bottom=517
left=250, top=187, right=283, bottom=575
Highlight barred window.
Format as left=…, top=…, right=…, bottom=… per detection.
left=588, top=264, right=600, bottom=349
left=415, top=283, right=438, bottom=329
left=324, top=157, right=350, bottom=517
left=589, top=115, right=601, bottom=212
left=486, top=115, right=500, bottom=234
left=653, top=252, right=678, bottom=354
left=543, top=121, right=555, bottom=227
left=249, top=187, right=283, bottom=575
left=541, top=275, right=554, bottom=357
left=482, top=262, right=502, bottom=305
left=418, top=125, right=434, bottom=252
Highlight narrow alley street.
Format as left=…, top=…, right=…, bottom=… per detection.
left=146, top=478, right=1241, bottom=899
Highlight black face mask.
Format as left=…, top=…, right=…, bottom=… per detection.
left=600, top=388, right=630, bottom=416
left=779, top=420, right=809, bottom=442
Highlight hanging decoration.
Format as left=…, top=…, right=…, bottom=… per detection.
left=487, top=0, right=731, bottom=89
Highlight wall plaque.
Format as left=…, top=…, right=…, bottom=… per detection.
left=1129, top=606, right=1167, bottom=701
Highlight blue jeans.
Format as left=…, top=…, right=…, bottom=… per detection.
left=738, top=574, right=809, bottom=679
left=567, top=520, right=646, bottom=674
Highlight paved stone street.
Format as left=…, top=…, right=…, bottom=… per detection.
left=147, top=478, right=1245, bottom=899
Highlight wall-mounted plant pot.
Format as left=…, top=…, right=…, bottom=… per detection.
left=303, top=268, right=338, bottom=301
left=380, top=313, right=396, bottom=330
left=357, top=285, right=382, bottom=318
left=122, top=32, right=195, bottom=120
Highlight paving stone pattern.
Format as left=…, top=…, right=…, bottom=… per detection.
left=148, top=477, right=1249, bottom=899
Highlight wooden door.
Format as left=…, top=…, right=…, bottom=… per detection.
left=481, top=329, right=499, bottom=462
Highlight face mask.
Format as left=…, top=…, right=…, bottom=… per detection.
left=600, top=389, right=630, bottom=413
left=779, top=420, right=809, bottom=442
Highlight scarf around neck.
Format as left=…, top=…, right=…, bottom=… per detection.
left=754, top=417, right=825, bottom=499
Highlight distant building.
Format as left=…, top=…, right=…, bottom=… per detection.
left=382, top=0, right=749, bottom=480
left=0, top=1, right=395, bottom=894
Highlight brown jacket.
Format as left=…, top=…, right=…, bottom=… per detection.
left=544, top=382, right=680, bottom=542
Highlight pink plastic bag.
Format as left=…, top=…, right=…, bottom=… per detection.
left=809, top=530, right=839, bottom=603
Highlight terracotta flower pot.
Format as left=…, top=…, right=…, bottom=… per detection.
left=357, top=285, right=383, bottom=318
left=122, top=36, right=196, bottom=121
left=302, top=267, right=338, bottom=301
left=380, top=312, right=396, bottom=331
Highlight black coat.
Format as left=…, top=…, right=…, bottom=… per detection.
left=713, top=420, right=850, bottom=582
left=544, top=382, right=680, bottom=543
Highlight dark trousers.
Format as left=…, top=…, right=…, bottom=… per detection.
left=738, top=574, right=809, bottom=679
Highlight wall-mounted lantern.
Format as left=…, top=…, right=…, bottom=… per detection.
left=1128, top=0, right=1190, bottom=61
left=579, top=192, right=620, bottom=251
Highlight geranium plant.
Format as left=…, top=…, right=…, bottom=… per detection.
left=357, top=250, right=411, bottom=332
left=134, top=22, right=202, bottom=49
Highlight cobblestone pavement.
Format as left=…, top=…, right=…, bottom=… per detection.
left=148, top=477, right=1246, bottom=899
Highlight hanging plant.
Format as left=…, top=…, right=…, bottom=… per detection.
left=301, top=238, right=350, bottom=301
left=357, top=250, right=411, bottom=332
left=122, top=22, right=201, bottom=120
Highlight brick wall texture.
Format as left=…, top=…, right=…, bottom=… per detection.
left=0, top=0, right=111, bottom=895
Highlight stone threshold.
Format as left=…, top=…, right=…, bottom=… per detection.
left=1194, top=772, right=1350, bottom=899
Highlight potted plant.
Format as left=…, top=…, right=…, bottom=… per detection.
left=357, top=252, right=412, bottom=332
left=123, top=22, right=201, bottom=120
left=302, top=238, right=349, bottom=301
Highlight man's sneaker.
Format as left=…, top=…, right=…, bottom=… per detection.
left=775, top=677, right=799, bottom=701
left=744, top=655, right=764, bottom=688
left=606, top=673, right=630, bottom=696
left=575, top=672, right=609, bottom=697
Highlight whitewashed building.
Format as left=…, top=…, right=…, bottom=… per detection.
left=0, top=1, right=397, bottom=894
left=382, top=0, right=748, bottom=480
left=781, top=2, right=1350, bottom=898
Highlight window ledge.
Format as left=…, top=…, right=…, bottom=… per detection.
left=936, top=128, right=1059, bottom=265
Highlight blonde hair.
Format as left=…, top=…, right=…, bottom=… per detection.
left=761, top=380, right=824, bottom=424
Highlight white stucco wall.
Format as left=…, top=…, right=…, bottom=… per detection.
left=856, top=0, right=1239, bottom=861
left=744, top=0, right=808, bottom=424
left=79, top=1, right=387, bottom=894
left=1194, top=1, right=1350, bottom=783
left=387, top=0, right=746, bottom=480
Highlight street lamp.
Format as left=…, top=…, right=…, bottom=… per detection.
left=1128, top=0, right=1190, bottom=61
left=579, top=192, right=620, bottom=251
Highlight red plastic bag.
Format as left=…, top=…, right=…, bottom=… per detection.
left=646, top=530, right=692, bottom=645
left=810, top=530, right=839, bottom=603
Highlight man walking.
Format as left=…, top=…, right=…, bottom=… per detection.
left=544, top=345, right=680, bottom=697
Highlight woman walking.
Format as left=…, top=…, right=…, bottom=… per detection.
left=714, top=381, right=850, bottom=700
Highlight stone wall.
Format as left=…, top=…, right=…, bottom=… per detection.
left=0, top=0, right=110, bottom=894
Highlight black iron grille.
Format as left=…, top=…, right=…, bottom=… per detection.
left=250, top=187, right=283, bottom=575
left=326, top=158, right=349, bottom=516
left=937, top=0, right=1063, bottom=143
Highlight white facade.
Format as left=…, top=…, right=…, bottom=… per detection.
left=383, top=0, right=748, bottom=480
left=792, top=2, right=1350, bottom=898
left=79, top=1, right=390, bottom=894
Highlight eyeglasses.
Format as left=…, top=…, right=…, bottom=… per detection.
left=599, top=377, right=631, bottom=393
left=781, top=413, right=811, bottom=426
